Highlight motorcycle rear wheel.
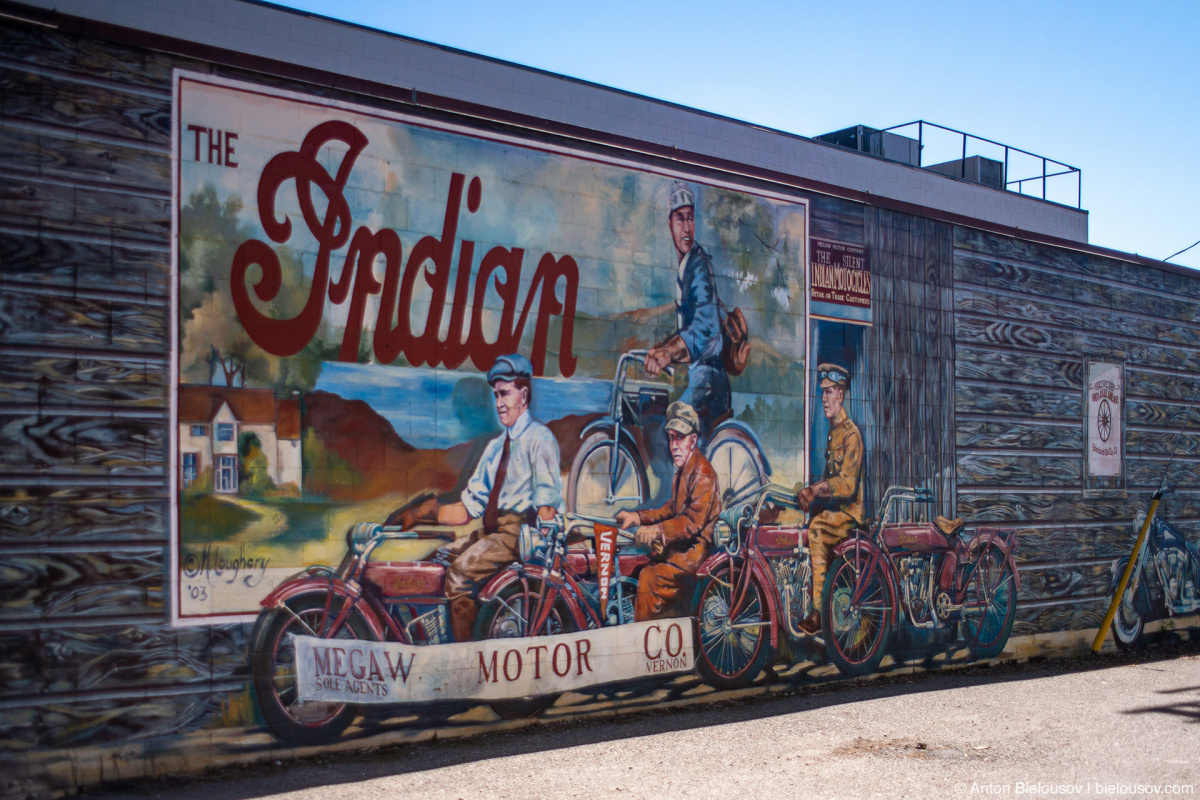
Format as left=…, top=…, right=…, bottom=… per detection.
left=822, top=554, right=892, bottom=677
left=251, top=593, right=372, bottom=745
left=694, top=560, right=774, bottom=689
left=960, top=544, right=1017, bottom=660
left=476, top=580, right=572, bottom=719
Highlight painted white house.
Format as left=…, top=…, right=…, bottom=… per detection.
left=177, top=386, right=302, bottom=493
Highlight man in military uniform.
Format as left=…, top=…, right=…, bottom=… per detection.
left=616, top=401, right=721, bottom=621
left=795, top=363, right=864, bottom=635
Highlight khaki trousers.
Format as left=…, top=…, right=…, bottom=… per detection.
left=809, top=510, right=855, bottom=612
left=444, top=511, right=526, bottom=600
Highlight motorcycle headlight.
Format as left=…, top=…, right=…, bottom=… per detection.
left=713, top=518, right=733, bottom=549
left=519, top=523, right=548, bottom=563
left=347, top=522, right=381, bottom=555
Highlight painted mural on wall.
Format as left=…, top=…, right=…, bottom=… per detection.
left=172, top=72, right=1019, bottom=745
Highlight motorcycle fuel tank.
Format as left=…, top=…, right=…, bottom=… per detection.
left=880, top=523, right=953, bottom=552
left=364, top=562, right=446, bottom=601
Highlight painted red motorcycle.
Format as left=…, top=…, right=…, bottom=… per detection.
left=820, top=486, right=1020, bottom=676
left=692, top=484, right=814, bottom=689
left=248, top=513, right=645, bottom=745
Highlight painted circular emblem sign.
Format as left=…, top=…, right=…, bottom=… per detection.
left=1097, top=398, right=1112, bottom=442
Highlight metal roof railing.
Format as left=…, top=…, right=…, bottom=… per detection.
left=880, top=120, right=1082, bottom=209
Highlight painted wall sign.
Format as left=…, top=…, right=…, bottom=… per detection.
left=295, top=618, right=694, bottom=703
left=1087, top=362, right=1123, bottom=476
left=809, top=238, right=871, bottom=324
left=171, top=72, right=810, bottom=623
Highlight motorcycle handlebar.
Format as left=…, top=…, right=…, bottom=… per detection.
left=620, top=349, right=675, bottom=378
left=377, top=527, right=457, bottom=541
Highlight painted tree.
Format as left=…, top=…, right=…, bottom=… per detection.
left=179, top=185, right=328, bottom=393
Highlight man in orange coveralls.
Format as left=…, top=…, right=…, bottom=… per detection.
left=616, top=401, right=721, bottom=621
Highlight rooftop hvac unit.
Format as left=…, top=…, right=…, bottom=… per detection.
left=815, top=125, right=921, bottom=167
left=925, top=155, right=1005, bottom=190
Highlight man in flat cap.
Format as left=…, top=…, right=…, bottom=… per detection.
left=795, top=363, right=864, bottom=635
left=385, top=353, right=563, bottom=643
left=643, top=181, right=731, bottom=437
left=616, top=401, right=721, bottom=621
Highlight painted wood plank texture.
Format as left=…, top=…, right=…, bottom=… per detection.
left=0, top=548, right=162, bottom=618
left=955, top=345, right=1082, bottom=390
left=956, top=419, right=1081, bottom=451
left=954, top=256, right=1200, bottom=325
left=958, top=490, right=1200, bottom=523
left=0, top=229, right=169, bottom=296
left=1004, top=522, right=1138, bottom=564
left=0, top=66, right=171, bottom=146
left=956, top=381, right=1082, bottom=419
left=0, top=25, right=175, bottom=92
left=0, top=174, right=170, bottom=243
left=0, top=486, right=166, bottom=543
left=1126, top=428, right=1200, bottom=457
left=809, top=195, right=865, bottom=245
left=0, top=124, right=172, bottom=192
left=957, top=282, right=1200, bottom=351
left=0, top=287, right=166, bottom=352
left=0, top=620, right=248, bottom=697
left=1019, top=563, right=1111, bottom=603
left=0, top=413, right=165, bottom=477
left=956, top=453, right=1081, bottom=488
left=1127, top=399, right=1200, bottom=430
left=1126, top=456, right=1200, bottom=489
left=955, top=227, right=1195, bottom=298
left=0, top=351, right=167, bottom=408
left=1125, top=368, right=1200, bottom=402
left=6, top=690, right=232, bottom=750
left=1013, top=601, right=1104, bottom=638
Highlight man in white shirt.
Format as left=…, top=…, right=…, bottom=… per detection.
left=385, top=353, right=563, bottom=643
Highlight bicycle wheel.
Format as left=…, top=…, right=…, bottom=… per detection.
left=821, top=553, right=892, bottom=677
left=694, top=560, right=773, bottom=689
left=251, top=593, right=371, bottom=745
left=566, top=432, right=649, bottom=517
left=961, top=543, right=1017, bottom=660
left=476, top=580, right=573, bottom=719
left=705, top=428, right=767, bottom=506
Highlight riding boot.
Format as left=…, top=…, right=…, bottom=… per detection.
left=450, top=596, right=478, bottom=643
left=798, top=610, right=821, bottom=635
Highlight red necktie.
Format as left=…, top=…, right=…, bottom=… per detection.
left=482, top=434, right=511, bottom=531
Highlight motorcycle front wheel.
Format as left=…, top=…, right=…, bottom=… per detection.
left=960, top=543, right=1017, bottom=660
left=1111, top=573, right=1146, bottom=651
left=251, top=593, right=372, bottom=745
left=475, top=580, right=573, bottom=719
left=566, top=432, right=648, bottom=517
left=694, top=560, right=774, bottom=689
left=822, top=553, right=892, bottom=677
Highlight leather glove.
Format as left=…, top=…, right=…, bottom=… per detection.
left=385, top=493, right=439, bottom=530
left=796, top=486, right=816, bottom=513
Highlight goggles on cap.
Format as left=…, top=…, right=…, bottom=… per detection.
left=819, top=368, right=849, bottom=387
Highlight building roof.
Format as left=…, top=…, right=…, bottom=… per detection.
left=178, top=385, right=301, bottom=439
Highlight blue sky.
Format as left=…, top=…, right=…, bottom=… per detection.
left=272, top=0, right=1200, bottom=269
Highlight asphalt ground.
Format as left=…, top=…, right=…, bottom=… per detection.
left=81, top=637, right=1200, bottom=800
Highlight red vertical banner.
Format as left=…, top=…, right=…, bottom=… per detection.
left=594, top=524, right=618, bottom=613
